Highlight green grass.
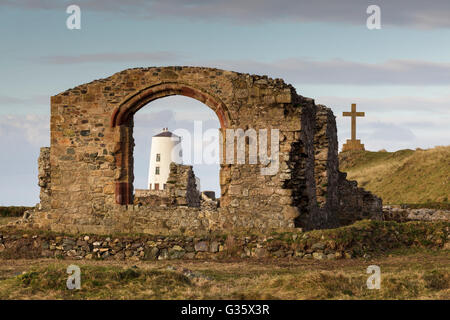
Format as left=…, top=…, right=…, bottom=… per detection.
left=0, top=248, right=448, bottom=300
left=0, top=264, right=192, bottom=300
left=401, top=203, right=450, bottom=210
left=339, top=146, right=450, bottom=205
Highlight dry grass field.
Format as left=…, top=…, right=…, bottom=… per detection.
left=0, top=248, right=448, bottom=300
left=0, top=217, right=19, bottom=226
left=339, top=146, right=450, bottom=205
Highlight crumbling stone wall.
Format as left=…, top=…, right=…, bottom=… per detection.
left=337, top=172, right=383, bottom=225
left=284, top=97, right=316, bottom=229
left=311, top=105, right=340, bottom=229
left=38, top=147, right=51, bottom=210
left=30, top=66, right=382, bottom=235
left=134, top=189, right=168, bottom=206
left=314, top=106, right=337, bottom=209
left=310, top=105, right=382, bottom=227
left=166, top=163, right=201, bottom=207
left=134, top=163, right=200, bottom=207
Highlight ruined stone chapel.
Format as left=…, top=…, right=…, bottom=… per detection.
left=33, top=66, right=382, bottom=235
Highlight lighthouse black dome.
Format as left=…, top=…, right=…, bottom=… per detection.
left=153, top=128, right=179, bottom=138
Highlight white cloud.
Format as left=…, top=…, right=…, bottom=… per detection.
left=0, top=114, right=49, bottom=147
left=366, top=122, right=417, bottom=142
left=0, top=114, right=49, bottom=205
left=199, top=58, right=450, bottom=86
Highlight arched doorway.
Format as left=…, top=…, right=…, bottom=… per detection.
left=132, top=95, right=221, bottom=200
left=111, top=82, right=231, bottom=205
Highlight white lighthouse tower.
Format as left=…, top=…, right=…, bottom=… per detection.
left=147, top=128, right=182, bottom=190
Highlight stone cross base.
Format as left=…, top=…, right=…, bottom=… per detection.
left=342, top=139, right=365, bottom=152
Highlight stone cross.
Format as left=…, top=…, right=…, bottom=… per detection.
left=343, top=103, right=365, bottom=141
left=342, top=103, right=365, bottom=151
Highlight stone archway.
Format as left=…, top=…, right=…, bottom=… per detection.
left=111, top=82, right=230, bottom=128
left=110, top=82, right=231, bottom=205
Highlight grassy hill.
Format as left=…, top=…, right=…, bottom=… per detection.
left=339, top=146, right=450, bottom=205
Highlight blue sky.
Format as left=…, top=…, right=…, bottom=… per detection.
left=0, top=1, right=449, bottom=205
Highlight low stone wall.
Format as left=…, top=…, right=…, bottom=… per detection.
left=1, top=220, right=448, bottom=261
left=383, top=206, right=450, bottom=223
left=135, top=189, right=166, bottom=198
left=21, top=203, right=294, bottom=235
left=134, top=189, right=169, bottom=206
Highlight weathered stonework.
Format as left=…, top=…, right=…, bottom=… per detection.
left=134, top=189, right=168, bottom=207
left=337, top=172, right=383, bottom=225
left=383, top=206, right=450, bottom=223
left=2, top=220, right=448, bottom=261
left=135, top=163, right=200, bottom=207
left=166, top=163, right=201, bottom=207
left=30, top=66, right=382, bottom=234
left=311, top=105, right=340, bottom=228
left=38, top=147, right=51, bottom=211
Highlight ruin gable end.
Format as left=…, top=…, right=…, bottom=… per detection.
left=31, top=66, right=382, bottom=234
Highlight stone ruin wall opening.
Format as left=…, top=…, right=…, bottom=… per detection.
left=32, top=66, right=382, bottom=235
left=111, top=83, right=230, bottom=207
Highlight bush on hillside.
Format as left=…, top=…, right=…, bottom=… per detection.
left=0, top=207, right=33, bottom=217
